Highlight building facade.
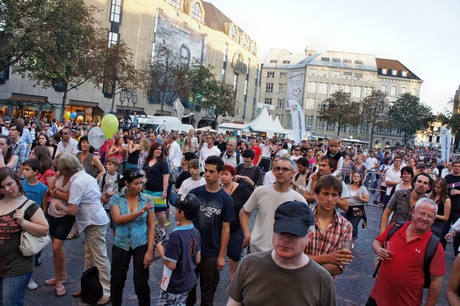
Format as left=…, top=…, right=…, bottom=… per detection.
left=0, top=0, right=261, bottom=127
left=259, top=48, right=423, bottom=146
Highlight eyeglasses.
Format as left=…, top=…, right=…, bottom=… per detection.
left=274, top=166, right=292, bottom=173
left=4, top=122, right=10, bottom=125
left=45, top=125, right=50, bottom=127
left=415, top=210, right=435, bottom=220
left=62, top=132, right=68, bottom=135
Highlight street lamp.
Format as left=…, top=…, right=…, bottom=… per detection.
left=119, top=90, right=138, bottom=128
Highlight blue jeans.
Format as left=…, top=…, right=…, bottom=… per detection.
left=0, top=272, right=32, bottom=306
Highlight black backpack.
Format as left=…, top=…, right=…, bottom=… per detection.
left=81, top=267, right=103, bottom=304
left=373, top=221, right=440, bottom=288
left=101, top=172, right=122, bottom=192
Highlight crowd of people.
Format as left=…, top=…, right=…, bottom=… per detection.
left=1, top=115, right=460, bottom=305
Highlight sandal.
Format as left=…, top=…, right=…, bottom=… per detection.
left=55, top=285, right=66, bottom=297
left=45, top=277, right=68, bottom=286
left=66, top=232, right=79, bottom=240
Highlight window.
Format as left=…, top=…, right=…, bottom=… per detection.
left=278, top=98, right=285, bottom=108
left=110, top=0, right=122, bottom=23
left=321, top=57, right=330, bottom=62
left=352, top=86, right=361, bottom=98
left=381, top=84, right=387, bottom=93
left=343, top=59, right=352, bottom=67
left=307, top=81, right=317, bottom=93
left=401, top=71, right=408, bottom=77
left=360, top=124, right=369, bottom=134
left=241, top=35, right=247, bottom=49
left=331, top=84, right=340, bottom=93
left=390, top=86, right=397, bottom=96
left=401, top=86, right=407, bottom=94
left=331, top=71, right=340, bottom=78
left=319, top=83, right=328, bottom=94
left=342, top=85, right=351, bottom=93
left=316, top=118, right=325, bottom=130
left=306, top=115, right=314, bottom=127
left=381, top=68, right=387, bottom=74
left=340, top=125, right=346, bottom=132
left=327, top=122, right=335, bottom=131
left=266, top=71, right=274, bottom=78
left=265, top=83, right=273, bottom=93
left=108, top=31, right=119, bottom=46
left=391, top=70, right=398, bottom=76
left=280, top=72, right=287, bottom=78
left=349, top=125, right=357, bottom=133
left=332, top=58, right=341, bottom=63
left=343, top=72, right=352, bottom=80
left=252, top=42, right=257, bottom=55
left=269, top=59, right=278, bottom=63
left=264, top=98, right=272, bottom=105
left=354, top=73, right=363, bottom=80
left=320, top=70, right=329, bottom=78
left=305, top=98, right=315, bottom=110
left=287, top=113, right=292, bottom=128
left=168, top=0, right=181, bottom=8
left=191, top=2, right=202, bottom=21
left=230, top=25, right=238, bottom=41
left=279, top=83, right=286, bottom=93
left=318, top=101, right=326, bottom=111
left=377, top=126, right=385, bottom=133
left=355, top=60, right=363, bottom=65
left=282, top=60, right=290, bottom=64
left=364, top=87, right=372, bottom=96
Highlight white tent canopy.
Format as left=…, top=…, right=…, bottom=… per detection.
left=248, top=108, right=287, bottom=134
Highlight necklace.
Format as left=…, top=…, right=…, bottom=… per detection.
left=223, top=182, right=236, bottom=195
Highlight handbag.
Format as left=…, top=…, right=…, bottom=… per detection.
left=19, top=200, right=51, bottom=257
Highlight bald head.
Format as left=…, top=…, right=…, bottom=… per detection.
left=226, top=139, right=237, bottom=154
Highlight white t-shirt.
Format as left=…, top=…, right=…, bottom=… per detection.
left=365, top=157, right=378, bottom=171
left=259, top=143, right=272, bottom=157
left=263, top=170, right=276, bottom=185
left=243, top=185, right=307, bottom=253
left=178, top=177, right=206, bottom=195
left=200, top=145, right=221, bottom=161
left=56, top=138, right=79, bottom=156
left=385, top=167, right=401, bottom=195
left=68, top=170, right=109, bottom=232
left=168, top=141, right=183, bottom=168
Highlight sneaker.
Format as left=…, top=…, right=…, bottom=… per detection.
left=28, top=279, right=38, bottom=290
left=164, top=219, right=171, bottom=227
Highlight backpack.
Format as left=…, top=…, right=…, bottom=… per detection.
left=80, top=267, right=103, bottom=304
left=372, top=221, right=440, bottom=288
left=220, top=151, right=240, bottom=165
left=101, top=173, right=122, bottom=192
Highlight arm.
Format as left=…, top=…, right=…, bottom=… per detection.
left=426, top=275, right=443, bottom=306
left=41, top=190, right=48, bottom=214
left=336, top=198, right=348, bottom=211
left=93, top=156, right=106, bottom=181
left=156, top=243, right=177, bottom=270
left=110, top=203, right=153, bottom=225
left=379, top=207, right=393, bottom=234
left=15, top=205, right=49, bottom=236
left=227, top=297, right=243, bottom=306
left=162, top=173, right=169, bottom=199
left=239, top=209, right=252, bottom=248
left=143, top=210, right=155, bottom=268
left=447, top=255, right=460, bottom=306
left=107, top=145, right=118, bottom=156
left=308, top=251, right=352, bottom=276
left=217, top=221, right=230, bottom=271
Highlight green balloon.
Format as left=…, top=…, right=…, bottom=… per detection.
left=100, top=114, right=119, bottom=140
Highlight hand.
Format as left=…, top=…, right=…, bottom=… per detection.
left=446, top=231, right=456, bottom=241
left=156, top=242, right=165, bottom=258
left=311, top=172, right=318, bottom=182
left=217, top=255, right=225, bottom=271
left=14, top=208, right=25, bottom=225
left=376, top=247, right=393, bottom=261
left=161, top=191, right=167, bottom=199
left=143, top=251, right=154, bottom=269
left=451, top=189, right=460, bottom=196
left=242, top=233, right=251, bottom=248
left=143, top=203, right=153, bottom=212
left=329, top=249, right=353, bottom=266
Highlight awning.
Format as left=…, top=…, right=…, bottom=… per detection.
left=3, top=94, right=54, bottom=110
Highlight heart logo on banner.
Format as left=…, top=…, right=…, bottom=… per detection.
left=292, top=88, right=301, bottom=97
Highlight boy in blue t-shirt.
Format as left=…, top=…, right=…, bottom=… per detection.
left=156, top=193, right=201, bottom=305
left=21, top=158, right=48, bottom=290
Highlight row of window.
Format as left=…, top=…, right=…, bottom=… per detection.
left=266, top=71, right=287, bottom=78
left=168, top=0, right=203, bottom=22
left=380, top=68, right=408, bottom=77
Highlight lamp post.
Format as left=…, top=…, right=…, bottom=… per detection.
left=119, top=90, right=138, bottom=129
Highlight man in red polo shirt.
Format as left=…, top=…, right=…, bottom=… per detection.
left=367, top=198, right=445, bottom=306
left=249, top=138, right=262, bottom=166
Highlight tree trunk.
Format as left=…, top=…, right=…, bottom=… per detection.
left=60, top=89, right=68, bottom=121
left=369, top=124, right=375, bottom=148
left=160, top=91, right=164, bottom=116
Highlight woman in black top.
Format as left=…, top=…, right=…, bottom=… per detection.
left=125, top=135, right=140, bottom=171
left=430, top=177, right=451, bottom=249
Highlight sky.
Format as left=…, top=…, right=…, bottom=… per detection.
left=208, top=0, right=460, bottom=114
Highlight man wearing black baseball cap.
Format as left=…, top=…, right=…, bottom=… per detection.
left=227, top=201, right=336, bottom=305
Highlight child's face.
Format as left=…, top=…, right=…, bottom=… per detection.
left=329, top=141, right=339, bottom=153
left=189, top=167, right=199, bottom=178
left=106, top=162, right=118, bottom=174
left=22, top=165, right=37, bottom=180
left=314, top=187, right=340, bottom=212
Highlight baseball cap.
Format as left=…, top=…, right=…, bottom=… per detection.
left=274, top=201, right=315, bottom=237
left=171, top=193, right=202, bottom=221
left=417, top=162, right=427, bottom=169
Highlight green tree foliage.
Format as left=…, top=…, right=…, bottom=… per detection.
left=361, top=90, right=389, bottom=145
left=145, top=44, right=189, bottom=115
left=11, top=0, right=104, bottom=119
left=319, top=90, right=359, bottom=136
left=388, top=93, right=434, bottom=147
left=188, top=64, right=237, bottom=122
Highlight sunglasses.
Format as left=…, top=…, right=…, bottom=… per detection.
left=62, top=132, right=68, bottom=135
left=274, top=166, right=292, bottom=173
left=128, top=171, right=144, bottom=179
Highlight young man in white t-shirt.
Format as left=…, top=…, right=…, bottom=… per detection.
left=178, top=159, right=206, bottom=194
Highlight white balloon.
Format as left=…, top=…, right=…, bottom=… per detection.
left=88, top=127, right=106, bottom=149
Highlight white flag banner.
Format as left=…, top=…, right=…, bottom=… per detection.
left=287, top=71, right=305, bottom=101
left=440, top=126, right=450, bottom=162
left=174, top=98, right=185, bottom=120
left=288, top=99, right=305, bottom=144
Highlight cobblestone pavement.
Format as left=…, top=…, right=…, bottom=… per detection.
left=26, top=200, right=455, bottom=305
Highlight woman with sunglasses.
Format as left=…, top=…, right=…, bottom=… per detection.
left=109, top=168, right=154, bottom=306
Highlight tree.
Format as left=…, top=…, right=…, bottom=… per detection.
left=92, top=38, right=142, bottom=113
left=12, top=0, right=104, bottom=120
left=361, top=90, right=389, bottom=145
left=319, top=90, right=359, bottom=136
left=388, top=93, right=434, bottom=147
left=188, top=63, right=237, bottom=122
left=145, top=44, right=189, bottom=115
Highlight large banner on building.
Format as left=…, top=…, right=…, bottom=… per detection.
left=440, top=126, right=451, bottom=162
left=287, top=72, right=305, bottom=144
left=155, top=11, right=207, bottom=67
left=288, top=99, right=305, bottom=144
